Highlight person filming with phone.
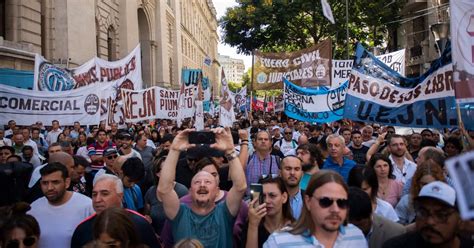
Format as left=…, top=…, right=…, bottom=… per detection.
left=157, top=127, right=247, bottom=247
left=243, top=177, right=295, bottom=248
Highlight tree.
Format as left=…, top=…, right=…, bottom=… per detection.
left=220, top=0, right=404, bottom=59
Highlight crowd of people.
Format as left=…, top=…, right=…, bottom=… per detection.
left=0, top=112, right=473, bottom=248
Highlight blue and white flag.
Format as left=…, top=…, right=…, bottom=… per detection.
left=343, top=43, right=465, bottom=128
left=284, top=78, right=347, bottom=123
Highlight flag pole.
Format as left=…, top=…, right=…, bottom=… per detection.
left=250, top=50, right=255, bottom=117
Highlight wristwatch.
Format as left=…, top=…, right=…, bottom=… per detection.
left=225, top=151, right=238, bottom=161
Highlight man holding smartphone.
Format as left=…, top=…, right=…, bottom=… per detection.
left=158, top=127, right=247, bottom=247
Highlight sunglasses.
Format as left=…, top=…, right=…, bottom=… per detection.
left=6, top=236, right=36, bottom=248
left=284, top=132, right=292, bottom=134
left=107, top=155, right=118, bottom=160
left=315, top=197, right=349, bottom=209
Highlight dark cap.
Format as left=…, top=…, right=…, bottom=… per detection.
left=103, top=147, right=118, bottom=157
left=117, top=132, right=132, bottom=140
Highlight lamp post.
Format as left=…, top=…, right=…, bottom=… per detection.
left=430, top=22, right=450, bottom=57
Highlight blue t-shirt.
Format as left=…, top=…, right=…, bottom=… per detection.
left=322, top=157, right=356, bottom=182
left=122, top=185, right=143, bottom=211
left=172, top=202, right=235, bottom=248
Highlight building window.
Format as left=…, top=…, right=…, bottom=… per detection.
left=107, top=26, right=116, bottom=60
left=169, top=58, right=173, bottom=84
left=168, top=23, right=172, bottom=44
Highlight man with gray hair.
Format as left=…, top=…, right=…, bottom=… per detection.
left=71, top=174, right=160, bottom=248
left=322, top=134, right=356, bottom=182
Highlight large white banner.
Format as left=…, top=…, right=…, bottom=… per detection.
left=451, top=0, right=474, bottom=128
left=332, top=49, right=405, bottom=86
left=0, top=83, right=105, bottom=125
left=33, top=45, right=143, bottom=127
left=219, top=69, right=235, bottom=127
left=121, top=86, right=196, bottom=123
left=230, top=86, right=247, bottom=112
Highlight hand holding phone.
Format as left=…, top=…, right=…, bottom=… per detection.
left=188, top=131, right=216, bottom=144
left=250, top=183, right=264, bottom=207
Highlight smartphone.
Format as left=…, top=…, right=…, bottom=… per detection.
left=188, top=131, right=216, bottom=144
left=250, top=183, right=264, bottom=206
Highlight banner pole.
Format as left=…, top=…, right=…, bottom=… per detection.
left=250, top=50, right=255, bottom=116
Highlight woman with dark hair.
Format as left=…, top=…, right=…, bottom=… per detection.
left=91, top=207, right=145, bottom=248
left=150, top=129, right=160, bottom=147
left=242, top=177, right=295, bottom=248
left=368, top=153, right=403, bottom=207
left=395, top=160, right=446, bottom=225
left=348, top=166, right=399, bottom=222
left=1, top=202, right=41, bottom=248
left=443, top=136, right=463, bottom=158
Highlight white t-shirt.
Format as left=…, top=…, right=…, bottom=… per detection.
left=274, top=139, right=297, bottom=156
left=375, top=198, right=399, bottom=222
left=28, top=192, right=94, bottom=248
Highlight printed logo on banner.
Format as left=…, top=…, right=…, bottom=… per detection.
left=326, top=85, right=347, bottom=116
left=84, top=94, right=100, bottom=115
left=257, top=72, right=267, bottom=84
left=38, top=63, right=75, bottom=91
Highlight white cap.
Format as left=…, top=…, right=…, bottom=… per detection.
left=416, top=181, right=456, bottom=207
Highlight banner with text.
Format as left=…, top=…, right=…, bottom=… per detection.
left=332, top=49, right=405, bottom=86
left=33, top=45, right=143, bottom=127
left=343, top=43, right=465, bottom=128
left=253, top=39, right=332, bottom=90
left=0, top=83, right=104, bottom=125
left=284, top=78, right=347, bottom=123
left=121, top=85, right=196, bottom=123
left=451, top=1, right=474, bottom=128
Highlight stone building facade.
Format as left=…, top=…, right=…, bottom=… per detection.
left=218, top=54, right=245, bottom=84
left=0, top=0, right=219, bottom=89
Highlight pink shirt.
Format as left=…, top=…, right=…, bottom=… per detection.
left=378, top=179, right=403, bottom=207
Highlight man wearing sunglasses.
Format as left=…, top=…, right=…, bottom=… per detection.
left=93, top=147, right=120, bottom=183
left=264, top=170, right=367, bottom=247
left=384, top=181, right=472, bottom=247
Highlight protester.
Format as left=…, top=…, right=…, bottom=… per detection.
left=144, top=153, right=188, bottom=234
left=242, top=177, right=295, bottom=248
left=264, top=170, right=367, bottom=247
left=158, top=127, right=247, bottom=247
left=322, top=134, right=356, bottom=182
left=348, top=166, right=399, bottom=222
left=368, top=153, right=403, bottom=207
left=28, top=162, right=94, bottom=247
left=279, top=155, right=304, bottom=219
left=383, top=181, right=473, bottom=247
left=296, top=143, right=323, bottom=191
left=0, top=202, right=41, bottom=248
left=348, top=187, right=405, bottom=248
left=71, top=174, right=160, bottom=248
left=395, top=160, right=446, bottom=225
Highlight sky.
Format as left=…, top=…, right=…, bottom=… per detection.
left=213, top=0, right=252, bottom=71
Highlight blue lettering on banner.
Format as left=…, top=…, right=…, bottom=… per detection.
left=343, top=43, right=470, bottom=128
left=284, top=78, right=347, bottom=123
left=344, top=95, right=458, bottom=128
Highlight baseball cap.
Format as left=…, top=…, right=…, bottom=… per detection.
left=416, top=181, right=456, bottom=207
left=103, top=148, right=118, bottom=157
left=117, top=132, right=132, bottom=140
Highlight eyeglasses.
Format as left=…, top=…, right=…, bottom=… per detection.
left=284, top=132, right=292, bottom=135
left=106, top=155, right=118, bottom=160
left=314, top=196, right=349, bottom=209
left=415, top=207, right=456, bottom=223
left=6, top=236, right=37, bottom=248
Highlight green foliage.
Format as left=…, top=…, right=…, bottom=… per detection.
left=228, top=81, right=242, bottom=92
left=220, top=0, right=405, bottom=59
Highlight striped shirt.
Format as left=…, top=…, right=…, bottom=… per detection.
left=263, top=224, right=368, bottom=248
left=87, top=141, right=116, bottom=171
left=245, top=153, right=280, bottom=192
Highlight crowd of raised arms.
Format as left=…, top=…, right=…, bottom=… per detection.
left=0, top=111, right=473, bottom=248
